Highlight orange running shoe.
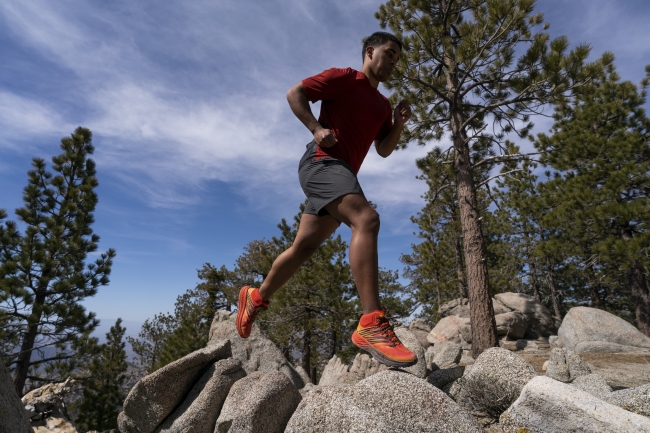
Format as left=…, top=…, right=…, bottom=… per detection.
left=236, top=286, right=269, bottom=338
left=351, top=310, right=417, bottom=368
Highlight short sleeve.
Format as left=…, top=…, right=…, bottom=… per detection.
left=375, top=100, right=393, bottom=141
left=302, top=68, right=355, bottom=103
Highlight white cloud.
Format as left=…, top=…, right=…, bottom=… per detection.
left=0, top=91, right=71, bottom=150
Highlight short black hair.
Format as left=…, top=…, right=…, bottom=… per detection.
left=362, top=32, right=403, bottom=62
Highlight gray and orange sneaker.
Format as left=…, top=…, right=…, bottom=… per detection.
left=236, top=286, right=269, bottom=338
left=351, top=310, right=417, bottom=368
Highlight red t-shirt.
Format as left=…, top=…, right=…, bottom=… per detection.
left=302, top=68, right=393, bottom=174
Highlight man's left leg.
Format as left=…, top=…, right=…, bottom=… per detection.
left=236, top=212, right=339, bottom=338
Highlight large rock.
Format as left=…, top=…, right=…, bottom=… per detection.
left=427, top=316, right=465, bottom=345
left=154, top=358, right=245, bottom=433
left=494, top=311, right=527, bottom=340
left=602, top=384, right=650, bottom=418
left=394, top=326, right=427, bottom=378
left=427, top=366, right=465, bottom=390
left=118, top=339, right=232, bottom=433
left=494, top=292, right=556, bottom=338
left=426, top=341, right=462, bottom=371
left=557, top=306, right=650, bottom=353
left=21, top=378, right=76, bottom=433
left=450, top=347, right=536, bottom=419
left=1, top=363, right=31, bottom=433
left=545, top=347, right=591, bottom=383
left=499, top=376, right=650, bottom=432
left=208, top=310, right=305, bottom=388
left=318, top=353, right=387, bottom=386
left=570, top=373, right=613, bottom=399
left=215, top=371, right=302, bottom=433
left=285, top=370, right=482, bottom=433
left=409, top=318, right=432, bottom=348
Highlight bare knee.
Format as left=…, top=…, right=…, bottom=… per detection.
left=354, top=209, right=380, bottom=234
left=291, top=241, right=320, bottom=259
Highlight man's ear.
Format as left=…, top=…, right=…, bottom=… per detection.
left=365, top=46, right=374, bottom=61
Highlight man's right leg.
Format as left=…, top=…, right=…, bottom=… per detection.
left=236, top=212, right=339, bottom=338
left=324, top=193, right=417, bottom=368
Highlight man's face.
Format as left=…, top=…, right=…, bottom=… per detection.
left=365, top=40, right=401, bottom=82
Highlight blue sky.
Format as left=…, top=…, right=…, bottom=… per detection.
left=1, top=0, right=649, bottom=339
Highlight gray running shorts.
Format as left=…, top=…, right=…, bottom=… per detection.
left=298, top=140, right=364, bottom=217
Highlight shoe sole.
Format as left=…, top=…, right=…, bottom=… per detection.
left=236, top=286, right=249, bottom=339
left=351, top=331, right=418, bottom=368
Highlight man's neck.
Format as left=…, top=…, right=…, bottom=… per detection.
left=360, top=64, right=379, bottom=88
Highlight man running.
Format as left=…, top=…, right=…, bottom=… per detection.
left=236, top=32, right=417, bottom=368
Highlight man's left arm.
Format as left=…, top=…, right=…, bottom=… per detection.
left=375, top=99, right=412, bottom=158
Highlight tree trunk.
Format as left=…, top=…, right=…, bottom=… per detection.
left=329, top=329, right=337, bottom=359
left=14, top=290, right=46, bottom=396
left=544, top=257, right=563, bottom=320
left=629, top=260, right=650, bottom=336
left=455, top=236, right=468, bottom=298
left=445, top=41, right=497, bottom=358
left=529, top=261, right=542, bottom=303
left=301, top=326, right=311, bottom=375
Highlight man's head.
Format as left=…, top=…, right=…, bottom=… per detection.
left=361, top=32, right=403, bottom=84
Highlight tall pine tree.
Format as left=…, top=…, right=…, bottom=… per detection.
left=374, top=0, right=609, bottom=356
left=536, top=64, right=650, bottom=333
left=0, top=127, right=115, bottom=395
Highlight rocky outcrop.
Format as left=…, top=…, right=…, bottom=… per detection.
left=545, top=347, right=591, bottom=382
left=1, top=363, right=32, bottom=433
left=285, top=370, right=483, bottom=433
left=318, top=354, right=387, bottom=386
left=499, top=376, right=650, bottom=432
left=394, top=326, right=427, bottom=378
left=438, top=297, right=470, bottom=318
left=208, top=311, right=305, bottom=388
left=494, top=311, right=527, bottom=340
left=425, top=341, right=462, bottom=371
left=215, top=371, right=301, bottom=433
left=118, top=339, right=232, bottom=433
left=602, top=384, right=650, bottom=418
left=438, top=298, right=512, bottom=318
left=449, top=347, right=536, bottom=419
left=432, top=293, right=557, bottom=351
left=494, top=292, right=556, bottom=338
left=409, top=318, right=432, bottom=348
left=557, top=306, right=650, bottom=353
left=21, top=378, right=76, bottom=433
left=154, top=358, right=245, bottom=433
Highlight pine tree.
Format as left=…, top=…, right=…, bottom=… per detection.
left=74, top=318, right=128, bottom=432
left=0, top=127, right=115, bottom=395
left=126, top=313, right=175, bottom=374
left=535, top=64, right=650, bottom=333
left=374, top=0, right=609, bottom=356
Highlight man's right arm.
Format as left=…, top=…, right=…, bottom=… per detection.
left=286, top=82, right=337, bottom=148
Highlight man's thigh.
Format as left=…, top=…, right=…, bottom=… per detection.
left=294, top=212, right=340, bottom=249
left=323, top=193, right=375, bottom=228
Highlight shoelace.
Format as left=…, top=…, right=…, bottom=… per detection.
left=376, top=315, right=401, bottom=346
left=246, top=295, right=267, bottom=322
